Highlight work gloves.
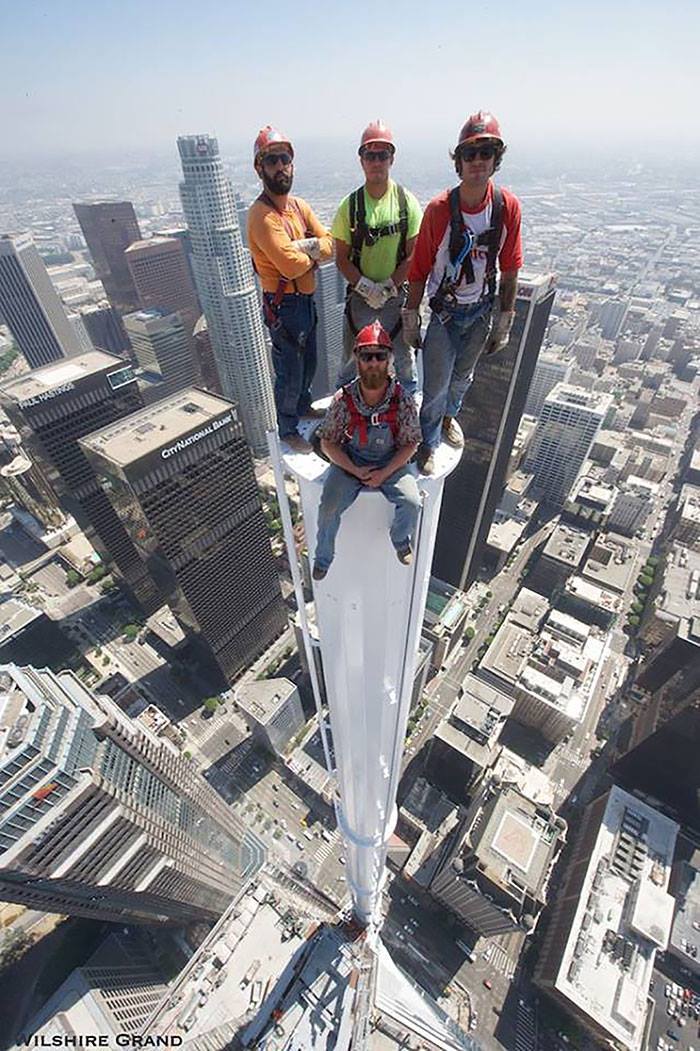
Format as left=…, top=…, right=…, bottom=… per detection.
left=355, top=275, right=389, bottom=311
left=485, top=308, right=515, bottom=355
left=400, top=307, right=422, bottom=349
left=293, top=237, right=321, bottom=261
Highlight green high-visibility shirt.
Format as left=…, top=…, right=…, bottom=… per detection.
left=331, top=180, right=423, bottom=283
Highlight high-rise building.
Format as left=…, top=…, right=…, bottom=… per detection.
left=432, top=272, right=556, bottom=589
left=124, top=236, right=200, bottom=336
left=0, top=352, right=162, bottom=613
left=526, top=385, right=612, bottom=509
left=312, top=261, right=346, bottom=398
left=123, top=309, right=196, bottom=398
left=594, top=296, right=628, bottom=340
left=80, top=388, right=287, bottom=683
left=193, top=314, right=222, bottom=394
left=534, top=786, right=678, bottom=1051
left=177, top=135, right=274, bottom=455
left=73, top=201, right=141, bottom=314
left=0, top=233, right=84, bottom=367
left=0, top=662, right=256, bottom=924
left=524, top=351, right=572, bottom=418
left=79, top=302, right=132, bottom=359
left=431, top=781, right=566, bottom=937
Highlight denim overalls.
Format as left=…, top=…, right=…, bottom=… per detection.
left=314, top=391, right=420, bottom=572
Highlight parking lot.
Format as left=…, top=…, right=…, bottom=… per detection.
left=649, top=968, right=700, bottom=1051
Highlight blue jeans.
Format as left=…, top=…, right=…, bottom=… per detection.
left=336, top=290, right=418, bottom=396
left=315, top=463, right=420, bottom=571
left=420, top=306, right=491, bottom=449
left=266, top=293, right=318, bottom=439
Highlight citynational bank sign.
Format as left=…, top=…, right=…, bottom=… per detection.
left=161, top=413, right=234, bottom=460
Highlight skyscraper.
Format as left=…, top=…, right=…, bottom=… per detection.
left=123, top=309, right=197, bottom=398
left=0, top=662, right=256, bottom=924
left=193, top=315, right=222, bottom=394
left=523, top=350, right=573, bottom=418
left=432, top=272, right=556, bottom=589
left=124, top=235, right=200, bottom=336
left=0, top=233, right=84, bottom=367
left=79, top=302, right=132, bottom=359
left=177, top=135, right=275, bottom=455
left=0, top=352, right=162, bottom=613
left=73, top=201, right=141, bottom=314
left=526, top=384, right=612, bottom=508
left=80, top=388, right=288, bottom=683
left=312, top=261, right=346, bottom=399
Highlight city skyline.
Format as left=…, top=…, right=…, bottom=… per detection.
left=0, top=20, right=698, bottom=1045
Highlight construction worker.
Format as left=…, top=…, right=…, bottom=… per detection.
left=248, top=126, right=334, bottom=453
left=403, top=112, right=523, bottom=474
left=332, top=121, right=423, bottom=396
left=312, top=321, right=421, bottom=581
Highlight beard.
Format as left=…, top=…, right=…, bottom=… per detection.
left=262, top=169, right=293, bottom=196
left=359, top=368, right=388, bottom=390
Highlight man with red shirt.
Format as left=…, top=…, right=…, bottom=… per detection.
left=403, top=112, right=522, bottom=474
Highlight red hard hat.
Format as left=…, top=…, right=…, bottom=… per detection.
left=354, top=320, right=392, bottom=351
left=359, top=120, right=395, bottom=154
left=254, top=125, right=294, bottom=165
left=457, top=111, right=504, bottom=148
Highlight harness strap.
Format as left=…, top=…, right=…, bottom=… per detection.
left=483, top=185, right=503, bottom=300
left=431, top=184, right=505, bottom=313
left=349, top=184, right=409, bottom=271
left=257, top=192, right=312, bottom=307
left=342, top=384, right=402, bottom=447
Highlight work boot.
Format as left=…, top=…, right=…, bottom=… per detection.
left=396, top=544, right=413, bottom=566
left=417, top=444, right=437, bottom=476
left=312, top=563, right=328, bottom=581
left=300, top=407, right=325, bottom=420
left=284, top=434, right=312, bottom=454
left=442, top=416, right=464, bottom=448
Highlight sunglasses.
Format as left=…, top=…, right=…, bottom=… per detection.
left=362, top=149, right=393, bottom=162
left=459, top=144, right=498, bottom=162
left=262, top=152, right=293, bottom=169
left=358, top=350, right=389, bottom=363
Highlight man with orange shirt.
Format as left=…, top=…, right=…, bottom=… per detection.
left=403, top=112, right=523, bottom=475
left=248, top=126, right=333, bottom=452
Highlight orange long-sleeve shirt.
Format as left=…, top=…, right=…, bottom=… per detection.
left=247, top=195, right=333, bottom=294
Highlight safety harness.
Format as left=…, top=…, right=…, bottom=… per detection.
left=256, top=192, right=314, bottom=342
left=342, top=382, right=402, bottom=447
left=346, top=184, right=409, bottom=339
left=348, top=184, right=409, bottom=270
left=429, top=185, right=504, bottom=316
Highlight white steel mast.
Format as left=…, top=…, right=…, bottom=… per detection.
left=271, top=436, right=461, bottom=929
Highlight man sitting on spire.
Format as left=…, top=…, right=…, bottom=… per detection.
left=312, top=321, right=421, bottom=581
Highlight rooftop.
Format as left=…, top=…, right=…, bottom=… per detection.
left=509, top=588, right=550, bottom=632
left=581, top=533, right=637, bottom=595
left=79, top=387, right=236, bottom=467
left=569, top=475, right=616, bottom=511
left=565, top=575, right=623, bottom=614
left=541, top=522, right=591, bottom=567
left=400, top=777, right=456, bottom=835
left=124, top=236, right=178, bottom=254
left=669, top=850, right=700, bottom=970
left=552, top=786, right=679, bottom=1051
left=0, top=350, right=125, bottom=404
left=0, top=596, right=43, bottom=642
left=236, top=677, right=298, bottom=724
left=679, top=483, right=700, bottom=525
left=657, top=544, right=700, bottom=624
left=458, top=782, right=566, bottom=907
left=478, top=603, right=606, bottom=722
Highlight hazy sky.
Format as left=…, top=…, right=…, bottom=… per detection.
left=3, top=0, right=698, bottom=160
